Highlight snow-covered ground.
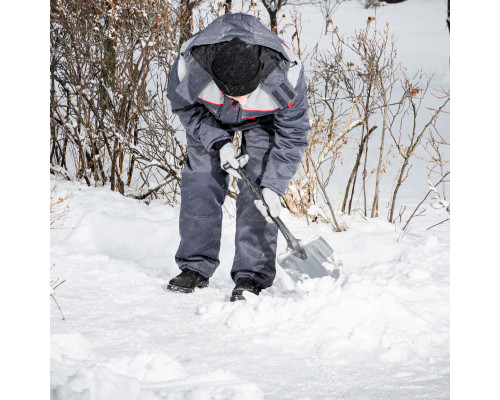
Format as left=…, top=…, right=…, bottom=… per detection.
left=50, top=175, right=449, bottom=399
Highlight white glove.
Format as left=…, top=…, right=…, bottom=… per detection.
left=254, top=188, right=281, bottom=223
left=220, top=142, right=249, bottom=178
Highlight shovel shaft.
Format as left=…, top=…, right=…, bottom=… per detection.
left=224, top=160, right=307, bottom=260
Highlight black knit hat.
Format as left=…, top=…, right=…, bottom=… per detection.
left=211, top=37, right=262, bottom=96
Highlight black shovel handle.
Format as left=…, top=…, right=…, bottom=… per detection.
left=223, top=157, right=307, bottom=260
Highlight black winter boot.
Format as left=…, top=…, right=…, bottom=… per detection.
left=167, top=269, right=209, bottom=293
left=230, top=277, right=262, bottom=302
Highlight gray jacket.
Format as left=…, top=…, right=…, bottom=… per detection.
left=167, top=13, right=310, bottom=195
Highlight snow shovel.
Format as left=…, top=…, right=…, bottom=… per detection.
left=224, top=159, right=343, bottom=282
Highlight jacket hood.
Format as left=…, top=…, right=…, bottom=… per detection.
left=181, top=13, right=291, bottom=62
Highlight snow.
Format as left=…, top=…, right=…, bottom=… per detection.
left=51, top=330, right=263, bottom=400
left=51, top=175, right=449, bottom=399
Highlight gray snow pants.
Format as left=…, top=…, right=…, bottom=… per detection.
left=175, top=126, right=279, bottom=289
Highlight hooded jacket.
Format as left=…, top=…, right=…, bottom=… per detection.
left=167, top=13, right=310, bottom=196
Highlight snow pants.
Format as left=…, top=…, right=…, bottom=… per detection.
left=175, top=126, right=279, bottom=289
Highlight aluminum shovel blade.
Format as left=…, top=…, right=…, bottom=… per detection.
left=277, top=235, right=343, bottom=282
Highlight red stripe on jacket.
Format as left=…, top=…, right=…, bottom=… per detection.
left=198, top=97, right=223, bottom=106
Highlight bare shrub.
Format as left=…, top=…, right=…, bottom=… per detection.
left=283, top=17, right=449, bottom=229
left=387, top=83, right=450, bottom=223
left=50, top=0, right=186, bottom=203
left=402, top=89, right=450, bottom=231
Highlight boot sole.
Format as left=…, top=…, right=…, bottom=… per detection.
left=166, top=280, right=209, bottom=294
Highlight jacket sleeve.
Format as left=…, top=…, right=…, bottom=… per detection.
left=167, top=55, right=233, bottom=152
left=260, top=66, right=310, bottom=196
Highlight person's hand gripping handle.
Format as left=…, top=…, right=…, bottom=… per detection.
left=219, top=143, right=249, bottom=178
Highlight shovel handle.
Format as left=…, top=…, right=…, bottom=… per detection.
left=223, top=158, right=307, bottom=260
